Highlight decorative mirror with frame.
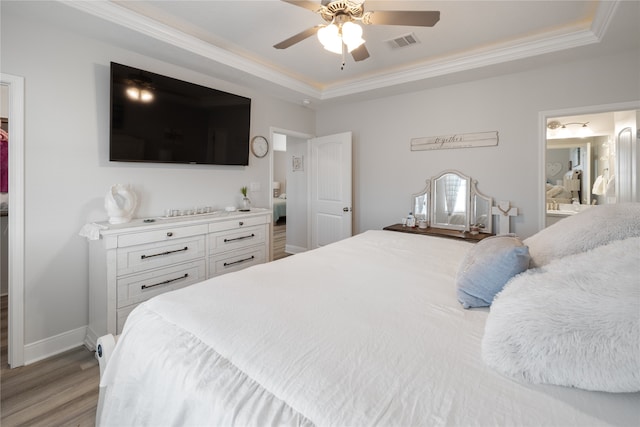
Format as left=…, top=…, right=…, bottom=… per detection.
left=411, top=170, right=493, bottom=234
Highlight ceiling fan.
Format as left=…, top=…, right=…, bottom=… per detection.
left=274, top=0, right=440, bottom=63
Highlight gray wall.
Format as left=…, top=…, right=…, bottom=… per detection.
left=316, top=50, right=640, bottom=239
left=1, top=9, right=315, bottom=356
left=2, top=2, right=639, bottom=361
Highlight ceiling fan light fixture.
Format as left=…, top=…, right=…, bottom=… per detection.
left=139, top=89, right=154, bottom=102
left=126, top=75, right=155, bottom=102
left=342, top=21, right=364, bottom=49
left=317, top=21, right=365, bottom=54
left=317, top=24, right=343, bottom=54
left=126, top=87, right=140, bottom=100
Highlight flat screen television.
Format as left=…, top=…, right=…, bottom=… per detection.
left=110, top=62, right=251, bottom=165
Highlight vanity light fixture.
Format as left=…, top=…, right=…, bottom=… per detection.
left=547, top=121, right=593, bottom=138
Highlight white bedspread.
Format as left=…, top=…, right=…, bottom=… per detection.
left=98, top=230, right=640, bottom=426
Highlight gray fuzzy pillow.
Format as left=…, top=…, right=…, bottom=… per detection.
left=482, top=236, right=640, bottom=393
left=523, top=203, right=640, bottom=268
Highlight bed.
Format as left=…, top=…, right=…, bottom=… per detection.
left=96, top=202, right=640, bottom=426
left=546, top=182, right=572, bottom=204
left=273, top=196, right=286, bottom=223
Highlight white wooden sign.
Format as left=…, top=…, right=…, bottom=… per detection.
left=411, top=131, right=498, bottom=151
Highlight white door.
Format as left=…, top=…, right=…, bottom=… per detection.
left=310, top=132, right=352, bottom=248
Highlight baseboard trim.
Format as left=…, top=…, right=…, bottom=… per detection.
left=24, top=326, right=88, bottom=365
left=284, top=244, right=307, bottom=255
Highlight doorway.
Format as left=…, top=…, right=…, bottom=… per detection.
left=1, top=73, right=25, bottom=368
left=270, top=128, right=313, bottom=258
left=539, top=102, right=639, bottom=230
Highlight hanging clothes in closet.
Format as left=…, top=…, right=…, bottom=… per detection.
left=0, top=128, right=8, bottom=193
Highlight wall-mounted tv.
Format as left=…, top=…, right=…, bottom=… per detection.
left=110, top=62, right=251, bottom=166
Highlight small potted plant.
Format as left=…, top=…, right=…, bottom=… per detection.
left=240, top=186, right=251, bottom=211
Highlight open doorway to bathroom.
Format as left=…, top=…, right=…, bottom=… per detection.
left=541, top=102, right=639, bottom=229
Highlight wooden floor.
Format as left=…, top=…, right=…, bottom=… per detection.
left=273, top=220, right=290, bottom=260
left=0, top=295, right=100, bottom=426
left=0, top=226, right=289, bottom=425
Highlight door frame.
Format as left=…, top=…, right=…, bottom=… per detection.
left=269, top=127, right=314, bottom=257
left=1, top=73, right=26, bottom=367
left=538, top=100, right=640, bottom=232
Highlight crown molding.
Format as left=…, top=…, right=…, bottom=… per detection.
left=591, top=0, right=619, bottom=39
left=60, top=0, right=619, bottom=102
left=61, top=0, right=323, bottom=99
left=321, top=26, right=601, bottom=100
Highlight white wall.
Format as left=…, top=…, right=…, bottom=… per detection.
left=0, top=85, right=7, bottom=117
left=1, top=10, right=314, bottom=356
left=273, top=151, right=287, bottom=195
left=285, top=136, right=309, bottom=252
left=316, top=49, right=640, bottom=239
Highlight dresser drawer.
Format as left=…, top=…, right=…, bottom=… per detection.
left=117, top=259, right=206, bottom=309
left=117, top=224, right=208, bottom=248
left=208, top=215, right=268, bottom=233
left=209, top=224, right=267, bottom=255
left=116, top=305, right=136, bottom=335
left=209, top=246, right=266, bottom=277
left=117, top=235, right=206, bottom=275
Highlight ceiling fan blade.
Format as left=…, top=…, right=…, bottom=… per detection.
left=274, top=25, right=322, bottom=49
left=366, top=10, right=440, bottom=27
left=281, top=0, right=322, bottom=13
left=351, top=44, right=370, bottom=62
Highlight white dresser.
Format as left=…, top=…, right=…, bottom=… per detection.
left=85, top=209, right=271, bottom=349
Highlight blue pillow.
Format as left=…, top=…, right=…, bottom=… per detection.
left=456, top=236, right=530, bottom=309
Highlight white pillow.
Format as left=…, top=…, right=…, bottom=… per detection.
left=524, top=203, right=640, bottom=267
left=482, top=236, right=640, bottom=393
left=456, top=236, right=530, bottom=309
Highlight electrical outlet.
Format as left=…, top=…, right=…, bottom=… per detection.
left=250, top=182, right=260, bottom=192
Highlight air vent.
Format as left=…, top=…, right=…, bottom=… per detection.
left=387, top=33, right=420, bottom=49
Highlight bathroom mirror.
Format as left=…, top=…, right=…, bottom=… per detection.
left=412, top=170, right=493, bottom=233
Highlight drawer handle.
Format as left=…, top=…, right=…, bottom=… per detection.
left=141, top=246, right=188, bottom=260
left=223, top=234, right=255, bottom=243
left=239, top=221, right=244, bottom=226
left=223, top=256, right=255, bottom=267
left=166, top=232, right=173, bottom=237
left=141, top=273, right=189, bottom=290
